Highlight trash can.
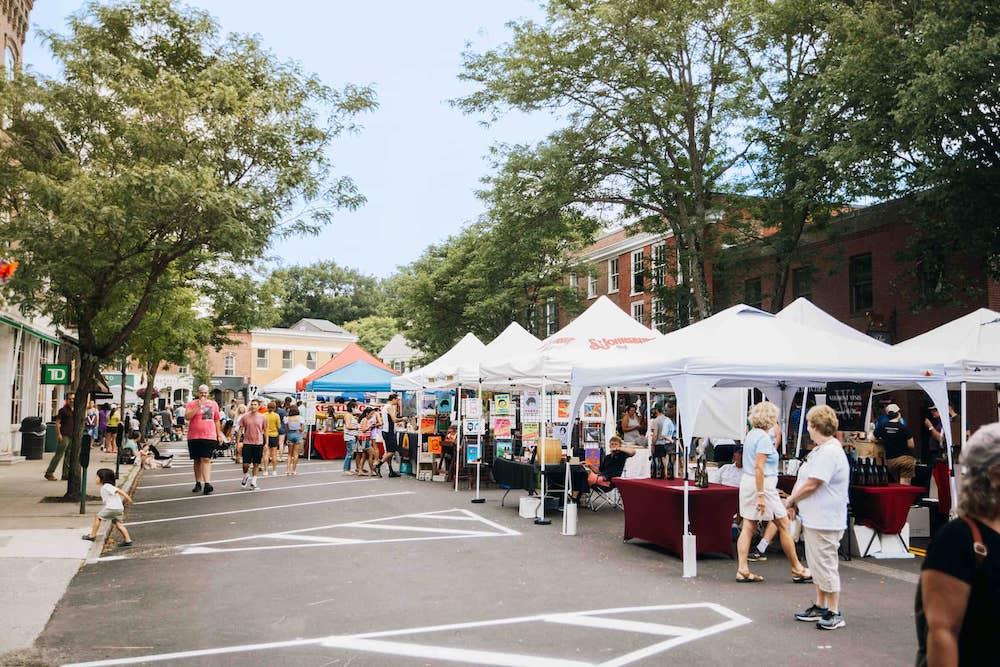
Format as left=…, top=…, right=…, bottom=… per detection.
left=19, top=417, right=46, bottom=460
left=45, top=422, right=58, bottom=453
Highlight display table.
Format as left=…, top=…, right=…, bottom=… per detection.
left=849, top=483, right=924, bottom=558
left=614, top=478, right=738, bottom=558
left=491, top=458, right=537, bottom=494
left=308, top=431, right=346, bottom=460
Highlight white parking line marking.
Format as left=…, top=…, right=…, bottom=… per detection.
left=543, top=615, right=693, bottom=637
left=135, top=478, right=374, bottom=504
left=141, top=468, right=343, bottom=489
left=126, top=491, right=413, bottom=526
left=62, top=603, right=751, bottom=666
left=141, top=462, right=339, bottom=479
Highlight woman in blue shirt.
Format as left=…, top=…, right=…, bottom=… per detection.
left=737, top=401, right=811, bottom=584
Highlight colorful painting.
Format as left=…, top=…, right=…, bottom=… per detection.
left=463, top=419, right=481, bottom=436
left=437, top=393, right=454, bottom=415
left=584, top=426, right=602, bottom=443
left=493, top=417, right=512, bottom=439
left=494, top=393, right=512, bottom=416
left=420, top=394, right=437, bottom=413
left=522, top=422, right=539, bottom=445
left=582, top=397, right=604, bottom=422
left=522, top=391, right=541, bottom=422
left=553, top=395, right=571, bottom=423
left=436, top=415, right=451, bottom=432
left=428, top=436, right=442, bottom=455
left=466, top=442, right=480, bottom=464
left=419, top=416, right=436, bottom=434
left=495, top=440, right=513, bottom=459
left=401, top=392, right=418, bottom=417
left=584, top=447, right=601, bottom=470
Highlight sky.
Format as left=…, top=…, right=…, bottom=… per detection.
left=24, top=1, right=558, bottom=279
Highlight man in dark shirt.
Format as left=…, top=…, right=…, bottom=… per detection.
left=591, top=436, right=636, bottom=485
left=45, top=393, right=76, bottom=481
left=874, top=403, right=916, bottom=484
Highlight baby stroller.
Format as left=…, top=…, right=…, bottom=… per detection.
left=212, top=420, right=235, bottom=459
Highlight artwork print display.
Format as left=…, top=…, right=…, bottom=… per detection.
left=437, top=393, right=454, bottom=415
left=494, top=394, right=512, bottom=416
left=522, top=422, right=539, bottom=445
left=463, top=398, right=482, bottom=420
left=493, top=417, right=512, bottom=439
left=401, top=392, right=418, bottom=417
left=463, top=419, right=482, bottom=436
left=522, top=391, right=541, bottom=422
left=465, top=442, right=480, bottom=464
left=553, top=396, right=571, bottom=423
left=582, top=397, right=604, bottom=422
left=496, top=439, right=513, bottom=459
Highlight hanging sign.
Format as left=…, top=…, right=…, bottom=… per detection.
left=41, top=364, right=71, bottom=385
left=436, top=394, right=453, bottom=415
left=824, top=382, right=873, bottom=432
left=551, top=395, right=571, bottom=423
left=419, top=416, right=436, bottom=434
left=581, top=396, right=605, bottom=423
left=463, top=398, right=482, bottom=419
left=428, top=436, right=442, bottom=454
left=522, top=422, right=539, bottom=445
left=496, top=439, right=513, bottom=459
left=492, top=417, right=512, bottom=439
left=465, top=442, right=480, bottom=464
left=494, top=394, right=512, bottom=416
left=463, top=419, right=483, bottom=436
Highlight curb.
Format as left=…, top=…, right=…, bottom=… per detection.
left=84, top=463, right=142, bottom=565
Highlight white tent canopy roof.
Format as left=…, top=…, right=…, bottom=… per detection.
left=390, top=332, right=486, bottom=391
left=260, top=364, right=312, bottom=396
left=895, top=308, right=1000, bottom=385
left=437, top=322, right=543, bottom=389
left=777, top=297, right=889, bottom=347
left=479, top=296, right=661, bottom=388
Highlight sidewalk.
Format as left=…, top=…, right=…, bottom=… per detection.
left=0, top=449, right=138, bottom=655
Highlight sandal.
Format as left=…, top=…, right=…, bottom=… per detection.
left=81, top=535, right=96, bottom=541
left=736, top=571, right=764, bottom=583
left=791, top=570, right=813, bottom=583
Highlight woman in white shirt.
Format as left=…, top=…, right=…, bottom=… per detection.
left=620, top=404, right=645, bottom=445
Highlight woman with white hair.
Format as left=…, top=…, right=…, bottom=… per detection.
left=916, top=423, right=1000, bottom=666
left=736, top=401, right=811, bottom=583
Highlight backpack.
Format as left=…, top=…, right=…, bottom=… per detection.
left=914, top=517, right=988, bottom=667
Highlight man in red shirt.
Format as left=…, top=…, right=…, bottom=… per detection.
left=238, top=398, right=267, bottom=490
left=185, top=385, right=223, bottom=495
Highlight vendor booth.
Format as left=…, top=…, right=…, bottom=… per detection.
left=569, top=304, right=954, bottom=575
left=259, top=364, right=312, bottom=399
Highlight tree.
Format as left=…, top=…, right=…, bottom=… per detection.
left=263, top=261, right=387, bottom=327
left=0, top=0, right=374, bottom=498
left=819, top=0, right=999, bottom=306
left=343, top=315, right=399, bottom=356
left=459, top=0, right=758, bottom=320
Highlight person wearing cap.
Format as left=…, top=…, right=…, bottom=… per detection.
left=916, top=422, right=1000, bottom=665
left=874, top=403, right=916, bottom=485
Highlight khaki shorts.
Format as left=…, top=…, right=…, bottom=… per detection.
left=739, top=475, right=787, bottom=521
left=886, top=455, right=916, bottom=481
left=804, top=527, right=844, bottom=593
left=98, top=508, right=124, bottom=523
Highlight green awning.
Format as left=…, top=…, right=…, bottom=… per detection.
left=0, top=315, right=62, bottom=346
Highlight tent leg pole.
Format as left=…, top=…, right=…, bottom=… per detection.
left=535, top=379, right=550, bottom=525
left=455, top=387, right=461, bottom=493
left=472, top=382, right=485, bottom=503
left=794, top=387, right=808, bottom=459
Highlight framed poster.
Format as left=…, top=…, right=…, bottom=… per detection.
left=555, top=424, right=570, bottom=447
left=419, top=416, right=436, bottom=434
left=420, top=394, right=437, bottom=413
left=522, top=422, right=539, bottom=445
left=552, top=395, right=571, bottom=423
left=522, top=391, right=541, bottom=422
left=437, top=394, right=454, bottom=415
left=493, top=417, right=512, bottom=439
left=463, top=419, right=482, bottom=436
left=581, top=396, right=605, bottom=422
left=496, top=439, right=513, bottom=459
left=463, top=398, right=482, bottom=420
left=584, top=447, right=601, bottom=470
left=584, top=426, right=602, bottom=443
left=401, top=392, right=418, bottom=417
left=466, top=442, right=480, bottom=464
left=824, top=382, right=873, bottom=432
left=428, top=436, right=442, bottom=455
left=494, top=393, right=512, bottom=416
left=436, top=415, right=451, bottom=432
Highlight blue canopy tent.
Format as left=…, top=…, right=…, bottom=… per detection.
left=304, top=360, right=397, bottom=393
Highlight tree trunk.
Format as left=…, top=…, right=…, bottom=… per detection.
left=772, top=259, right=791, bottom=312
left=63, top=355, right=98, bottom=500
left=139, top=360, right=159, bottom=437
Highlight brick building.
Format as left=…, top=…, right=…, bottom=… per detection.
left=567, top=199, right=1000, bottom=429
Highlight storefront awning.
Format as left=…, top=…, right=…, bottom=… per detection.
left=0, top=315, right=61, bottom=346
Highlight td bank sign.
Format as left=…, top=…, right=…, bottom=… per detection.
left=41, top=364, right=72, bottom=385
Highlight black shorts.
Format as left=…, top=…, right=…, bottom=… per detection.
left=243, top=444, right=264, bottom=464
left=267, top=436, right=280, bottom=448
left=187, top=439, right=216, bottom=460
left=385, top=431, right=399, bottom=453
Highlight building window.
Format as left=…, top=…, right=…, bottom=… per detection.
left=177, top=365, right=188, bottom=375
left=849, top=253, right=873, bottom=313
left=545, top=299, right=559, bottom=336
left=568, top=273, right=578, bottom=298
left=36, top=341, right=52, bottom=418
left=630, top=300, right=646, bottom=326
left=792, top=266, right=815, bottom=301
left=282, top=350, right=293, bottom=370
left=651, top=298, right=669, bottom=333
left=587, top=272, right=598, bottom=299
left=651, top=243, right=667, bottom=288
left=608, top=258, right=619, bottom=293
left=524, top=303, right=538, bottom=336
left=224, top=354, right=236, bottom=376
left=256, top=348, right=268, bottom=369
left=4, top=47, right=15, bottom=81
left=744, top=278, right=763, bottom=309
left=630, top=250, right=645, bottom=294
left=306, top=351, right=317, bottom=370
left=9, top=330, right=25, bottom=424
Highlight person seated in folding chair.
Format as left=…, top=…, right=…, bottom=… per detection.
left=570, top=436, right=636, bottom=507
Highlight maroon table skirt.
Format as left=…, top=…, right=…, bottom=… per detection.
left=849, top=484, right=924, bottom=534
left=309, top=431, right=346, bottom=460
left=614, top=478, right=739, bottom=557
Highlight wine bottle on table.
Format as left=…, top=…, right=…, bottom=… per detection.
left=864, top=458, right=874, bottom=486
left=880, top=461, right=889, bottom=486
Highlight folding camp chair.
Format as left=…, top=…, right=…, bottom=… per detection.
left=586, top=482, right=622, bottom=512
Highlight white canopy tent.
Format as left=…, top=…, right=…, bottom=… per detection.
left=569, top=304, right=955, bottom=576
left=260, top=364, right=312, bottom=397
left=777, top=297, right=890, bottom=348
left=390, top=332, right=487, bottom=391
left=432, top=322, right=542, bottom=390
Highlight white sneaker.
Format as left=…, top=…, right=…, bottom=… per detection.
left=250, top=478, right=259, bottom=490
left=241, top=474, right=249, bottom=489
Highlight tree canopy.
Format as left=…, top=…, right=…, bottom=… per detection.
left=0, top=0, right=374, bottom=496
left=262, top=261, right=388, bottom=328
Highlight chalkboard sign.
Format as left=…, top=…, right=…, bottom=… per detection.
left=824, top=382, right=873, bottom=432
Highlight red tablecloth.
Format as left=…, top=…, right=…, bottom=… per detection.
left=849, top=484, right=924, bottom=534
left=309, top=431, right=346, bottom=460
left=931, top=462, right=952, bottom=516
left=614, top=478, right=739, bottom=557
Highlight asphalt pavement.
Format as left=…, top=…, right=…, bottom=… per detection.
left=30, top=452, right=924, bottom=666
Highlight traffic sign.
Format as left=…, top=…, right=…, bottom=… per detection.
left=248, top=384, right=259, bottom=399
left=41, top=364, right=71, bottom=385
